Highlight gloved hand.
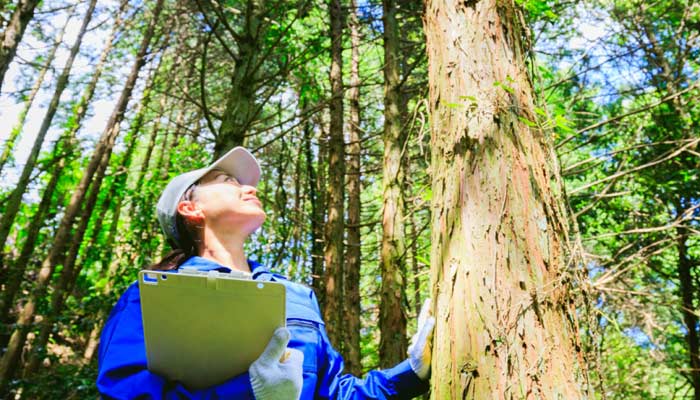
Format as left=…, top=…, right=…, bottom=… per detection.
left=407, top=298, right=435, bottom=380
left=249, top=327, right=304, bottom=400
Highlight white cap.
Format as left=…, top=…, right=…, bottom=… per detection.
left=156, top=146, right=261, bottom=248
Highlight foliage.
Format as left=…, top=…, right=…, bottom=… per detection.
left=0, top=0, right=697, bottom=397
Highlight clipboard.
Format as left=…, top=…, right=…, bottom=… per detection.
left=138, top=269, right=286, bottom=389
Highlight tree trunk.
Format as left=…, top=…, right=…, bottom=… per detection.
left=0, top=0, right=40, bottom=93
left=290, top=137, right=303, bottom=273
left=677, top=223, right=700, bottom=399
left=0, top=8, right=72, bottom=176
left=215, top=0, right=264, bottom=156
left=323, top=0, right=345, bottom=349
left=0, top=0, right=97, bottom=268
left=303, top=98, right=325, bottom=298
left=82, top=133, right=161, bottom=364
left=23, top=63, right=158, bottom=375
left=0, top=0, right=163, bottom=391
left=0, top=144, right=64, bottom=341
left=379, top=0, right=409, bottom=368
left=424, top=0, right=585, bottom=398
left=157, top=108, right=179, bottom=181
left=342, top=0, right=362, bottom=375
left=0, top=0, right=125, bottom=335
left=23, top=147, right=112, bottom=375
left=408, top=193, right=421, bottom=316
left=639, top=21, right=699, bottom=398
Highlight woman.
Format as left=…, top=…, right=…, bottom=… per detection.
left=96, top=147, right=435, bottom=399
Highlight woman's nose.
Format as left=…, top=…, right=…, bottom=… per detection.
left=242, top=185, right=257, bottom=194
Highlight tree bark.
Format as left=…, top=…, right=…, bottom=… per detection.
left=0, top=7, right=72, bottom=176
left=379, top=0, right=409, bottom=368
left=342, top=0, right=362, bottom=375
left=0, top=0, right=97, bottom=269
left=677, top=223, right=700, bottom=399
left=214, top=0, right=264, bottom=156
left=424, top=0, right=585, bottom=398
left=23, top=62, right=159, bottom=375
left=0, top=0, right=163, bottom=391
left=323, top=0, right=346, bottom=349
left=0, top=0, right=40, bottom=93
left=0, top=144, right=64, bottom=341
left=639, top=21, right=699, bottom=398
left=0, top=0, right=125, bottom=337
left=303, top=97, right=325, bottom=299
left=83, top=95, right=166, bottom=364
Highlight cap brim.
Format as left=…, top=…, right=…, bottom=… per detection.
left=208, top=146, right=261, bottom=187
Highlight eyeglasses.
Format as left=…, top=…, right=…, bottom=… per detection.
left=182, top=184, right=197, bottom=202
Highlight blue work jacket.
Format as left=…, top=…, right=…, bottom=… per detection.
left=97, top=257, right=429, bottom=399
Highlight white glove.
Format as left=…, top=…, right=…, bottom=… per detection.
left=249, top=327, right=304, bottom=400
left=407, top=298, right=435, bottom=380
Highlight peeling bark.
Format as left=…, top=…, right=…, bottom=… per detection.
left=424, top=0, right=586, bottom=398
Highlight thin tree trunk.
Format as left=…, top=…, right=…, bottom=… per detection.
left=23, top=64, right=159, bottom=375
left=83, top=128, right=162, bottom=364
left=0, top=0, right=40, bottom=93
left=23, top=148, right=111, bottom=375
left=60, top=0, right=128, bottom=145
left=0, top=144, right=64, bottom=339
left=424, top=0, right=585, bottom=397
left=0, top=0, right=125, bottom=334
left=303, top=98, right=325, bottom=298
left=677, top=222, right=700, bottom=399
left=640, top=23, right=699, bottom=398
left=135, top=106, right=167, bottom=192
left=379, top=0, right=408, bottom=368
left=0, top=8, right=72, bottom=176
left=408, top=193, right=421, bottom=315
left=290, top=136, right=303, bottom=274
left=0, top=14, right=71, bottom=316
left=157, top=106, right=181, bottom=181
left=0, top=0, right=163, bottom=391
left=73, top=53, right=163, bottom=295
left=0, top=0, right=97, bottom=269
left=323, top=0, right=346, bottom=349
left=133, top=101, right=173, bottom=254
left=342, top=0, right=362, bottom=376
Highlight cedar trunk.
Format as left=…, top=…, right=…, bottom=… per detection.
left=379, top=0, right=408, bottom=368
left=215, top=0, right=263, bottom=155
left=0, top=9, right=70, bottom=176
left=0, top=0, right=97, bottom=266
left=23, top=64, right=158, bottom=375
left=0, top=0, right=125, bottom=329
left=424, top=0, right=585, bottom=398
left=0, top=0, right=163, bottom=392
left=323, top=0, right=346, bottom=348
left=343, top=0, right=362, bottom=375
left=677, top=224, right=700, bottom=399
left=303, top=99, right=325, bottom=298
left=0, top=0, right=40, bottom=93
left=640, top=24, right=700, bottom=397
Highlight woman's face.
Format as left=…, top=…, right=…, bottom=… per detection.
left=182, top=169, right=266, bottom=236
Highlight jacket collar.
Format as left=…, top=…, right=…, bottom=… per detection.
left=179, top=256, right=268, bottom=275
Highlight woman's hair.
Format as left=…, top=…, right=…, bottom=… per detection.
left=147, top=184, right=201, bottom=271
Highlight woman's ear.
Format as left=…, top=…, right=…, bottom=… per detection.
left=177, top=200, right=204, bottom=223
